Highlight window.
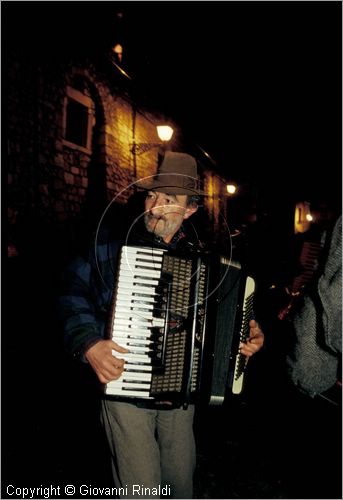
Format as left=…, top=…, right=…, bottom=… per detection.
left=63, top=86, right=95, bottom=153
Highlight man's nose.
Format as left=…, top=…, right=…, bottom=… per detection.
left=150, top=199, right=165, bottom=216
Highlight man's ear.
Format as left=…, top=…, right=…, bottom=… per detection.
left=183, top=205, right=198, bottom=220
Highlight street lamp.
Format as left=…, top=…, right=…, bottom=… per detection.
left=226, top=183, right=237, bottom=195
left=156, top=125, right=173, bottom=142
left=131, top=125, right=174, bottom=155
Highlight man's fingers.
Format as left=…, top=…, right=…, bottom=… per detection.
left=85, top=340, right=127, bottom=383
left=240, top=343, right=256, bottom=357
left=110, top=340, right=130, bottom=353
left=249, top=319, right=259, bottom=328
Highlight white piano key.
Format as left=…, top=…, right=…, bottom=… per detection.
left=122, top=256, right=162, bottom=266
left=116, top=283, right=158, bottom=295
left=125, top=297, right=158, bottom=305
left=113, top=317, right=153, bottom=325
left=121, top=353, right=153, bottom=363
left=120, top=371, right=152, bottom=381
left=118, top=266, right=161, bottom=277
left=124, top=363, right=153, bottom=372
left=115, top=298, right=155, bottom=307
left=111, top=325, right=160, bottom=333
left=120, top=257, right=162, bottom=269
left=122, top=246, right=165, bottom=257
left=105, top=388, right=153, bottom=398
left=107, top=380, right=151, bottom=390
left=114, top=310, right=154, bottom=320
left=120, top=266, right=161, bottom=277
left=123, top=259, right=163, bottom=270
left=111, top=338, right=160, bottom=347
left=112, top=350, right=151, bottom=363
left=114, top=304, right=155, bottom=313
left=122, top=250, right=163, bottom=260
left=113, top=317, right=165, bottom=328
left=119, top=263, right=162, bottom=278
left=113, top=337, right=157, bottom=346
left=118, top=279, right=160, bottom=289
left=111, top=323, right=152, bottom=331
left=112, top=321, right=154, bottom=330
left=114, top=305, right=155, bottom=313
left=119, top=345, right=154, bottom=354
left=116, top=297, right=156, bottom=306
left=112, top=330, right=160, bottom=339
left=118, top=341, right=158, bottom=351
left=122, top=245, right=165, bottom=257
left=118, top=273, right=160, bottom=286
left=151, top=318, right=165, bottom=327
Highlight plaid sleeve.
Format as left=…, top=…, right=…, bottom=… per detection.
left=58, top=255, right=103, bottom=359
left=58, top=238, right=120, bottom=360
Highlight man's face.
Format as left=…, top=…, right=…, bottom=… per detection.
left=144, top=191, right=197, bottom=243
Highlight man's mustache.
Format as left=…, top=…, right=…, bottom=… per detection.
left=146, top=214, right=166, bottom=223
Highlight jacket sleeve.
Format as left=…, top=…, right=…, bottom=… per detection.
left=286, top=216, right=342, bottom=397
left=286, top=294, right=340, bottom=397
left=58, top=241, right=115, bottom=360
left=318, top=216, right=342, bottom=354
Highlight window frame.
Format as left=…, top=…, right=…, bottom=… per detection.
left=62, top=86, right=94, bottom=154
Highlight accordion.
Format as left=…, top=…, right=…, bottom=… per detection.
left=105, top=245, right=255, bottom=406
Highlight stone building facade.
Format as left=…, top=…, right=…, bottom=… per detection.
left=6, top=50, right=230, bottom=259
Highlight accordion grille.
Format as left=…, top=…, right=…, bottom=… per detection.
left=150, top=254, right=193, bottom=395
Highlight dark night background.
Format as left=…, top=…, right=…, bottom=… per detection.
left=2, top=2, right=342, bottom=499
left=123, top=2, right=342, bottom=205
left=5, top=1, right=342, bottom=207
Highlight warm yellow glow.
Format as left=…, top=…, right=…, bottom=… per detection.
left=113, top=44, right=123, bottom=62
left=156, top=125, right=174, bottom=142
left=294, top=201, right=311, bottom=233
left=226, top=184, right=237, bottom=194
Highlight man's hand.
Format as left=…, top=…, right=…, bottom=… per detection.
left=85, top=339, right=129, bottom=384
left=239, top=319, right=264, bottom=358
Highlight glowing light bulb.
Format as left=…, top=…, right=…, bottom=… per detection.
left=226, top=184, right=237, bottom=194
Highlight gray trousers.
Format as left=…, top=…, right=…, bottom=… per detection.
left=100, top=400, right=196, bottom=499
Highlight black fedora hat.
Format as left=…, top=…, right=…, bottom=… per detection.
left=137, top=151, right=205, bottom=195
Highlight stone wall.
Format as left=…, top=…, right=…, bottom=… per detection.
left=6, top=53, right=227, bottom=256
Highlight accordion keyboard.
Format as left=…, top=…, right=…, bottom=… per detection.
left=105, top=246, right=167, bottom=399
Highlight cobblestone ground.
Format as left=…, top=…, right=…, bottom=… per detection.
left=2, top=368, right=341, bottom=500
left=193, top=402, right=288, bottom=499
left=192, top=386, right=341, bottom=500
